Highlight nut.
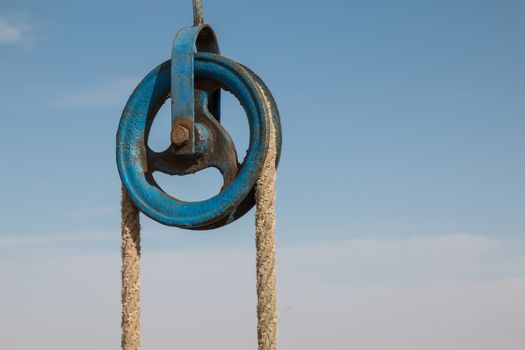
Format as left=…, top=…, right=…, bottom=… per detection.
left=171, top=125, right=190, bottom=147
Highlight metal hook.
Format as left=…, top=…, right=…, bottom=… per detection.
left=193, top=0, right=204, bottom=26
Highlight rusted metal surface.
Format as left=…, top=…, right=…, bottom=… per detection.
left=148, top=89, right=239, bottom=188
left=171, top=25, right=219, bottom=155
left=171, top=124, right=190, bottom=147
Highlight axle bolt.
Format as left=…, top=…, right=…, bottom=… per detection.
left=171, top=125, right=190, bottom=147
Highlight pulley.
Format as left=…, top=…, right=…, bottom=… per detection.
left=116, top=1, right=281, bottom=229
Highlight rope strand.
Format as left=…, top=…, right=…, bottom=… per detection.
left=193, top=0, right=204, bottom=25
left=121, top=188, right=141, bottom=350
left=255, top=96, right=278, bottom=350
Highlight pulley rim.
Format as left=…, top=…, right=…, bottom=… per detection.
left=116, top=53, right=281, bottom=229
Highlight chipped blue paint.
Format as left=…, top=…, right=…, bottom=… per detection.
left=116, top=53, right=281, bottom=229
left=171, top=25, right=219, bottom=154
left=116, top=2, right=281, bottom=229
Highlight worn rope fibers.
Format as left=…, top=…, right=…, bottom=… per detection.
left=120, top=188, right=141, bottom=350
left=120, top=118, right=278, bottom=350
left=254, top=93, right=278, bottom=350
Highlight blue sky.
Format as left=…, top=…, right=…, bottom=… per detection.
left=0, top=0, right=524, bottom=349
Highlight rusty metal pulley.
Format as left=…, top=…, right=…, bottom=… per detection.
left=116, top=1, right=281, bottom=229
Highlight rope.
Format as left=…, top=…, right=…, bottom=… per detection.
left=121, top=188, right=141, bottom=350
left=192, top=0, right=204, bottom=26
left=255, top=97, right=278, bottom=350
left=120, top=119, right=278, bottom=350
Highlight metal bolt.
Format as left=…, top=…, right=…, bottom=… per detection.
left=171, top=125, right=190, bottom=147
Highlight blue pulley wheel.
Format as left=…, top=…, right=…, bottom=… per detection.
left=116, top=47, right=281, bottom=229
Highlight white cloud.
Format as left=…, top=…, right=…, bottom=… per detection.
left=55, top=78, right=139, bottom=108
left=0, top=20, right=25, bottom=44
left=0, top=233, right=524, bottom=349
